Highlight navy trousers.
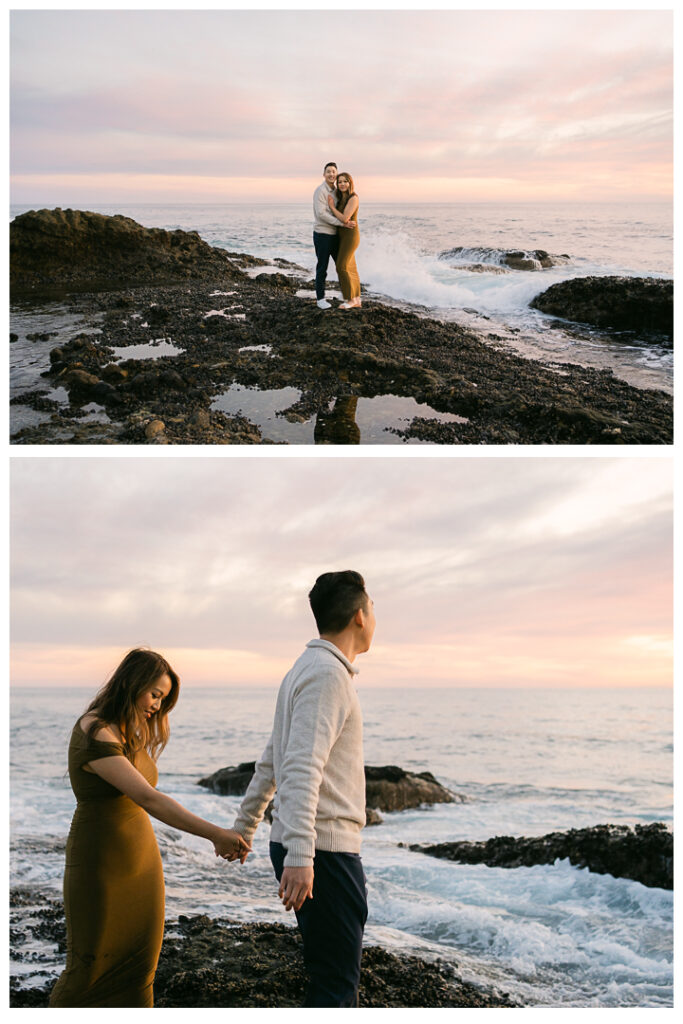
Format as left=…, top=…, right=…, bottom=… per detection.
left=270, top=841, right=368, bottom=1007
left=313, top=231, right=339, bottom=299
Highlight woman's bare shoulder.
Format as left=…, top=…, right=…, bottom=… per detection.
left=78, top=714, right=122, bottom=744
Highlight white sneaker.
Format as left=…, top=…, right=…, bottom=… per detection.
left=316, top=299, right=331, bottom=309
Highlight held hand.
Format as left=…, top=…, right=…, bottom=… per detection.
left=343, top=221, right=356, bottom=229
left=279, top=865, right=314, bottom=911
left=213, top=828, right=251, bottom=863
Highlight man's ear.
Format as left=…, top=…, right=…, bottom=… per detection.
left=353, top=606, right=364, bottom=627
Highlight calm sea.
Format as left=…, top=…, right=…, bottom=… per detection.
left=10, top=684, right=672, bottom=1007
left=10, top=201, right=673, bottom=393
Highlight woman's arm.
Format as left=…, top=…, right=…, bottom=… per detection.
left=327, top=194, right=358, bottom=225
left=87, top=733, right=250, bottom=861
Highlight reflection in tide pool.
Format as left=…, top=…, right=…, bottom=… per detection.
left=110, top=339, right=185, bottom=362
left=210, top=384, right=468, bottom=444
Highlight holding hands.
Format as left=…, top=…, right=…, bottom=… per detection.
left=213, top=828, right=251, bottom=863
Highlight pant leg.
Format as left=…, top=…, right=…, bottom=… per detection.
left=270, top=842, right=367, bottom=1008
left=313, top=232, right=338, bottom=300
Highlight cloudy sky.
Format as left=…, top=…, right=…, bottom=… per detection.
left=10, top=7, right=672, bottom=204
left=10, top=456, right=672, bottom=690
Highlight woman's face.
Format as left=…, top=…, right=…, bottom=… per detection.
left=137, top=673, right=173, bottom=721
left=337, top=176, right=350, bottom=192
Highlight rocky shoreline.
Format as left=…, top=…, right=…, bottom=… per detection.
left=407, top=822, right=673, bottom=890
left=9, top=890, right=517, bottom=1008
left=10, top=209, right=673, bottom=445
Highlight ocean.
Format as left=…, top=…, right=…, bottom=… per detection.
left=10, top=683, right=673, bottom=1007
left=9, top=201, right=673, bottom=395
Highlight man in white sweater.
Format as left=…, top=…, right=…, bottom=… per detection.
left=312, top=162, right=342, bottom=309
left=233, top=570, right=375, bottom=1007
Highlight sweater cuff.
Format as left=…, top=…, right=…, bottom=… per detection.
left=283, top=839, right=316, bottom=868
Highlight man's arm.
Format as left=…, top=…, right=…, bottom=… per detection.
left=278, top=672, right=350, bottom=868
left=233, top=733, right=276, bottom=847
left=314, top=186, right=341, bottom=228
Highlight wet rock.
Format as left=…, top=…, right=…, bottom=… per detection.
left=530, top=276, right=673, bottom=339
left=199, top=763, right=461, bottom=817
left=9, top=897, right=517, bottom=1008
left=144, top=419, right=166, bottom=440
left=10, top=208, right=241, bottom=295
left=11, top=225, right=673, bottom=445
left=365, top=808, right=384, bottom=826
left=365, top=765, right=461, bottom=813
left=407, top=822, right=673, bottom=889
left=198, top=761, right=257, bottom=795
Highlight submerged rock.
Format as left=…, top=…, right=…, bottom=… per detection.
left=407, top=822, right=673, bottom=890
left=530, top=276, right=673, bottom=339
left=198, top=762, right=461, bottom=819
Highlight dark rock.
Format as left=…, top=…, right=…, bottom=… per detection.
left=198, top=762, right=462, bottom=817
left=11, top=219, right=673, bottom=445
left=65, top=368, right=101, bottom=394
left=407, top=822, right=673, bottom=889
left=10, top=208, right=241, bottom=296
left=530, top=276, right=673, bottom=338
left=365, top=765, right=462, bottom=813
left=9, top=897, right=517, bottom=1008
left=198, top=761, right=258, bottom=795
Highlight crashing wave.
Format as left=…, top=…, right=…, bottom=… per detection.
left=439, top=246, right=571, bottom=271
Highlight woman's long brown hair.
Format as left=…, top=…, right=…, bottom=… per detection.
left=84, top=648, right=180, bottom=762
left=335, top=172, right=356, bottom=213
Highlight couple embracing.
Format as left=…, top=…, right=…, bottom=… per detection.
left=49, top=571, right=376, bottom=1009
left=313, top=162, right=362, bottom=310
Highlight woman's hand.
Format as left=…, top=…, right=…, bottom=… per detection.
left=327, top=194, right=335, bottom=208
left=213, top=828, right=251, bottom=863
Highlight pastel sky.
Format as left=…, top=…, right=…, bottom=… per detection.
left=10, top=456, right=672, bottom=690
left=10, top=7, right=672, bottom=204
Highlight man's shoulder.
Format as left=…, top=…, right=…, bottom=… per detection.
left=289, top=644, right=352, bottom=693
left=313, top=181, right=329, bottom=198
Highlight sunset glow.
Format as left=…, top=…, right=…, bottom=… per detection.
left=10, top=9, right=672, bottom=205
left=10, top=457, right=672, bottom=690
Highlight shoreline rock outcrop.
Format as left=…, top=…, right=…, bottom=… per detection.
left=198, top=763, right=461, bottom=824
left=10, top=208, right=242, bottom=294
left=9, top=891, right=517, bottom=1007
left=530, top=276, right=673, bottom=340
left=406, top=822, right=673, bottom=890
left=10, top=211, right=673, bottom=446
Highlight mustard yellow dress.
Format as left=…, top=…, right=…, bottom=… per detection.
left=49, top=722, right=165, bottom=1007
left=336, top=200, right=361, bottom=300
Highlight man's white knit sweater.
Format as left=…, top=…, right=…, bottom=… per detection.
left=313, top=182, right=340, bottom=236
left=233, top=638, right=365, bottom=868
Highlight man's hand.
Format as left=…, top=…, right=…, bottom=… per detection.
left=279, top=865, right=314, bottom=911
left=213, top=828, right=251, bottom=863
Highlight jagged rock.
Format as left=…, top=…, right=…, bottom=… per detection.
left=10, top=208, right=241, bottom=294
left=364, top=765, right=461, bottom=813
left=8, top=893, right=517, bottom=1008
left=407, top=822, right=672, bottom=889
left=530, top=276, right=673, bottom=338
left=198, top=762, right=461, bottom=819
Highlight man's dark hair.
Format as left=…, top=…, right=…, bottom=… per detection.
left=309, top=570, right=368, bottom=634
left=324, top=162, right=337, bottom=173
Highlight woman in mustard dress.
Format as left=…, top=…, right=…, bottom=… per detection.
left=327, top=172, right=361, bottom=309
left=49, top=648, right=249, bottom=1008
